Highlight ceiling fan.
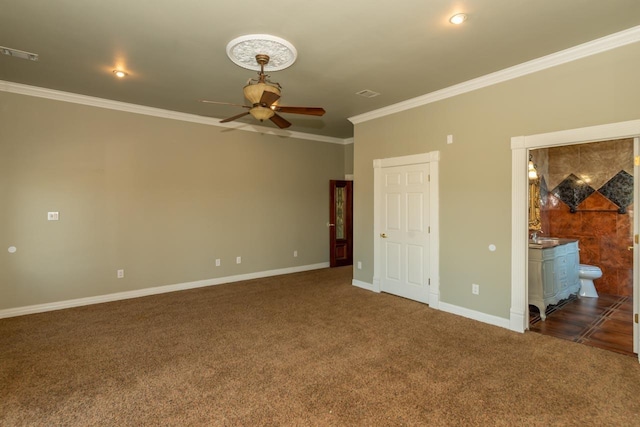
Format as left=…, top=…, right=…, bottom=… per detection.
left=201, top=54, right=325, bottom=129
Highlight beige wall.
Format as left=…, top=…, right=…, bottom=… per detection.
left=353, top=42, right=640, bottom=319
left=0, top=92, right=346, bottom=310
left=343, top=143, right=354, bottom=175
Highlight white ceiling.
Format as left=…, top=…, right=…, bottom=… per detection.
left=1, top=1, right=639, bottom=139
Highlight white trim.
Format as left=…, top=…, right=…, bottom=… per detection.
left=0, top=262, right=329, bottom=319
left=439, top=302, right=511, bottom=330
left=349, top=26, right=640, bottom=125
left=352, top=279, right=377, bottom=292
left=428, top=154, right=441, bottom=309
left=344, top=174, right=354, bottom=181
left=634, top=137, right=639, bottom=360
left=632, top=137, right=640, bottom=362
left=373, top=163, right=383, bottom=294
left=352, top=280, right=508, bottom=328
left=511, top=120, right=640, bottom=149
left=374, top=151, right=437, bottom=168
left=373, top=151, right=440, bottom=306
left=510, top=143, right=529, bottom=332
left=0, top=80, right=350, bottom=145
left=510, top=119, right=640, bottom=334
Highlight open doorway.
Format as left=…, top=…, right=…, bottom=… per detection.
left=527, top=139, right=635, bottom=356
left=509, top=119, right=640, bottom=363
left=329, top=180, right=353, bottom=267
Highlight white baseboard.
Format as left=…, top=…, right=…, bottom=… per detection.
left=438, top=301, right=511, bottom=330
left=352, top=279, right=377, bottom=292
left=0, top=262, right=330, bottom=319
left=510, top=309, right=527, bottom=333
left=351, top=281, right=509, bottom=330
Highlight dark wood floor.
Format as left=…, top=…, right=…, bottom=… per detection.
left=529, top=293, right=635, bottom=357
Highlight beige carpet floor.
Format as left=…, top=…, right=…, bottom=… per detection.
left=1, top=266, right=639, bottom=426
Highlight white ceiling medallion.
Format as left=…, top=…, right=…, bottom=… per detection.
left=226, top=34, right=297, bottom=71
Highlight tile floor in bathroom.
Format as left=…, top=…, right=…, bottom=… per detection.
left=529, top=293, right=635, bottom=357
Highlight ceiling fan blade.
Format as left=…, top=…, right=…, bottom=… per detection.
left=220, top=111, right=251, bottom=123
left=259, top=91, right=280, bottom=107
left=269, top=114, right=292, bottom=129
left=273, top=106, right=326, bottom=116
left=201, top=100, right=250, bottom=108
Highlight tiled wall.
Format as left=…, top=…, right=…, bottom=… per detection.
left=532, top=139, right=634, bottom=296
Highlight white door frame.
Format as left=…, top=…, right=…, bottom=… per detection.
left=373, top=151, right=440, bottom=308
left=510, top=120, right=640, bottom=362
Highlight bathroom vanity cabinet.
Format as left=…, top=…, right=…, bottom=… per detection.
left=528, top=239, right=580, bottom=320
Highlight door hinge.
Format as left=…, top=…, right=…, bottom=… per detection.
left=428, top=278, right=431, bottom=285
left=636, top=313, right=639, bottom=324
left=428, top=174, right=431, bottom=182
left=636, top=234, right=639, bottom=244
left=635, top=155, right=640, bottom=166
left=428, top=226, right=431, bottom=233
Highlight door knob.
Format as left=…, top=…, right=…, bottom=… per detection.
left=380, top=233, right=387, bottom=238
left=629, top=246, right=634, bottom=251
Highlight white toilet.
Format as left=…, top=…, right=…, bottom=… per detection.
left=578, top=264, right=602, bottom=298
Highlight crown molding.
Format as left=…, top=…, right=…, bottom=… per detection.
left=0, top=80, right=350, bottom=145
left=349, top=25, right=640, bottom=125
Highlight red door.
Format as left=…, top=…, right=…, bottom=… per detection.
left=330, top=180, right=353, bottom=267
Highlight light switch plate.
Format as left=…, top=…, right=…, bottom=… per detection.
left=47, top=212, right=59, bottom=221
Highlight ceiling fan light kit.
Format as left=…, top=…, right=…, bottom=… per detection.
left=203, top=34, right=325, bottom=129
left=249, top=106, right=275, bottom=121
left=242, top=54, right=282, bottom=106
left=243, top=81, right=280, bottom=105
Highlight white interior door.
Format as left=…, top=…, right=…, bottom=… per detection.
left=379, top=163, right=430, bottom=303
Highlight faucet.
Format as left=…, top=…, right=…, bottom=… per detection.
left=530, top=230, right=543, bottom=241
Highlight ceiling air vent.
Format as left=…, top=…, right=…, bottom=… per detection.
left=1, top=46, right=39, bottom=61
left=355, top=89, right=380, bottom=98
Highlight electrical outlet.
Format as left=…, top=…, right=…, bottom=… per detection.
left=293, top=250, right=298, bottom=257
left=215, top=259, right=220, bottom=267
left=47, top=212, right=59, bottom=221
left=472, top=283, right=480, bottom=295
left=236, top=256, right=241, bottom=264
left=357, top=261, right=362, bottom=270
left=117, top=269, right=125, bottom=279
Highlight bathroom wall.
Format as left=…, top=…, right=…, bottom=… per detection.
left=532, top=139, right=634, bottom=296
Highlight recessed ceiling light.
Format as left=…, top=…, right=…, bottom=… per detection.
left=449, top=13, right=467, bottom=25
left=112, top=70, right=128, bottom=78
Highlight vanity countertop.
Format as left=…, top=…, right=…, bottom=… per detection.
left=528, top=238, right=578, bottom=249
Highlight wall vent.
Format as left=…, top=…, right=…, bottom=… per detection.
left=1, top=46, right=39, bottom=61
left=355, top=89, right=380, bottom=98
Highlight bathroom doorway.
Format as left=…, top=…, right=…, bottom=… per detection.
left=509, top=119, right=640, bottom=363
left=528, top=139, right=635, bottom=355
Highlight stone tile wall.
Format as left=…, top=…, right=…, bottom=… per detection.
left=532, top=138, right=634, bottom=296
